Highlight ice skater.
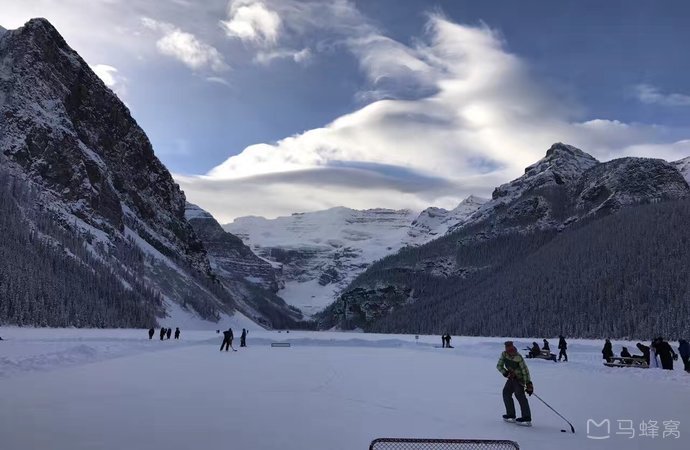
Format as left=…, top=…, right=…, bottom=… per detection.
left=220, top=328, right=234, bottom=352
left=166, top=328, right=172, bottom=340
left=160, top=327, right=166, bottom=341
left=240, top=328, right=247, bottom=347
left=602, top=339, right=613, bottom=363
left=148, top=328, right=154, bottom=340
left=497, top=341, right=533, bottom=426
left=174, top=327, right=180, bottom=340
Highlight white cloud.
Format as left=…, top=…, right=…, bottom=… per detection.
left=179, top=14, right=690, bottom=222
left=254, top=47, right=311, bottom=65
left=634, top=83, right=690, bottom=107
left=221, top=1, right=281, bottom=45
left=91, top=63, right=128, bottom=98
left=142, top=18, right=228, bottom=72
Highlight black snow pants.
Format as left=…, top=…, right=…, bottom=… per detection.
left=220, top=338, right=232, bottom=351
left=558, top=348, right=567, bottom=361
left=503, top=378, right=531, bottom=420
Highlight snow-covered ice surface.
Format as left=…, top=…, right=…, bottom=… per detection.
left=1, top=329, right=689, bottom=450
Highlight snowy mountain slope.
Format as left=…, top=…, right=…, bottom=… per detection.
left=318, top=143, right=690, bottom=334
left=673, top=156, right=690, bottom=183
left=185, top=203, right=306, bottom=328
left=0, top=18, right=294, bottom=328
left=407, top=195, right=487, bottom=244
left=224, top=201, right=483, bottom=316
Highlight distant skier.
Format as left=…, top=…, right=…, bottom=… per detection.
left=160, top=328, right=166, bottom=341
left=497, top=341, right=533, bottom=426
left=557, top=335, right=568, bottom=362
left=602, top=339, right=614, bottom=363
left=148, top=328, right=155, bottom=340
left=678, top=339, right=690, bottom=372
left=655, top=337, right=677, bottom=370
left=174, top=327, right=180, bottom=340
left=542, top=339, right=550, bottom=352
left=166, top=328, right=172, bottom=340
left=240, top=329, right=247, bottom=347
left=635, top=342, right=650, bottom=365
left=220, top=328, right=234, bottom=352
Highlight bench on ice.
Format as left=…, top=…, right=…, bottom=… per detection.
left=524, top=348, right=557, bottom=362
left=271, top=342, right=291, bottom=348
left=604, top=356, right=648, bottom=368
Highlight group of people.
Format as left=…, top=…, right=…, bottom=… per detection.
left=148, top=327, right=180, bottom=340
left=526, top=336, right=568, bottom=361
left=603, top=337, right=690, bottom=371
left=220, top=328, right=248, bottom=351
left=441, top=334, right=453, bottom=348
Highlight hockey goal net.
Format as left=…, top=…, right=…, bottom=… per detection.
left=369, top=438, right=520, bottom=450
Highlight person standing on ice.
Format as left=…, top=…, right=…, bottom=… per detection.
left=497, top=341, right=533, bottom=426
left=160, top=328, right=166, bottom=341
left=557, top=335, right=568, bottom=361
left=220, top=328, right=234, bottom=352
left=240, top=329, right=247, bottom=347
left=174, top=328, right=180, bottom=340
left=601, top=339, right=614, bottom=363
left=655, top=337, right=677, bottom=370
left=635, top=342, right=650, bottom=365
left=148, top=328, right=154, bottom=340
left=678, top=339, right=690, bottom=372
left=166, top=328, right=172, bottom=340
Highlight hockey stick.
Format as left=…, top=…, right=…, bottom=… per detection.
left=533, top=393, right=575, bottom=433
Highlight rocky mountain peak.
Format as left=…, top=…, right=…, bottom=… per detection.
left=492, top=143, right=598, bottom=201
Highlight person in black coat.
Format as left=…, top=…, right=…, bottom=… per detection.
left=542, top=339, right=550, bottom=352
left=220, top=328, right=234, bottom=352
left=678, top=339, right=690, bottom=372
left=174, top=327, right=180, bottom=340
left=620, top=346, right=632, bottom=364
left=166, top=328, right=172, bottom=340
left=148, top=328, right=155, bottom=340
left=655, top=338, right=677, bottom=370
left=530, top=342, right=540, bottom=358
left=634, top=343, right=650, bottom=364
left=160, top=328, right=166, bottom=341
left=557, top=335, right=568, bottom=362
left=602, top=339, right=614, bottom=363
left=240, top=329, right=247, bottom=347
left=441, top=335, right=446, bottom=348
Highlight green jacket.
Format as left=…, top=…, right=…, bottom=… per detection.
left=497, top=351, right=532, bottom=385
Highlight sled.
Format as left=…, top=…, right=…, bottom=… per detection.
left=524, top=348, right=557, bottom=362
left=603, top=356, right=648, bottom=368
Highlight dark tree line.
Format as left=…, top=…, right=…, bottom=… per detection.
left=0, top=171, right=162, bottom=327
left=321, top=199, right=690, bottom=339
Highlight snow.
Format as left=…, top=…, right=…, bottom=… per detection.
left=162, top=299, right=259, bottom=332
left=673, top=156, right=690, bottom=183
left=1, top=329, right=688, bottom=450
left=185, top=202, right=214, bottom=220
left=225, top=201, right=482, bottom=316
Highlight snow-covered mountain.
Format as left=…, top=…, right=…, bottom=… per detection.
left=317, top=143, right=690, bottom=334
left=185, top=203, right=304, bottom=328
left=673, top=156, right=690, bottom=183
left=0, top=18, right=294, bottom=328
left=225, top=200, right=483, bottom=316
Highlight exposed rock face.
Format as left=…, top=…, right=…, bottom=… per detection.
left=0, top=18, right=209, bottom=274
left=673, top=156, right=690, bottom=183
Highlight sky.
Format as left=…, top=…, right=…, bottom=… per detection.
left=3, top=0, right=690, bottom=223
